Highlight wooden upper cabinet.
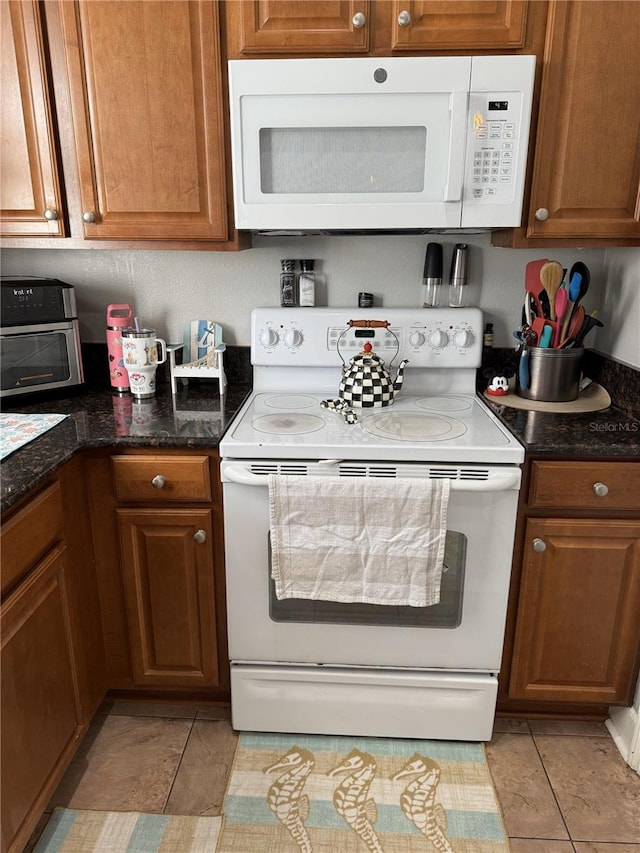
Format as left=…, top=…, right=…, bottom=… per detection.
left=389, top=1, right=528, bottom=51
left=226, top=1, right=371, bottom=55
left=0, top=0, right=66, bottom=237
left=525, top=0, right=640, bottom=242
left=58, top=0, right=229, bottom=241
left=225, top=0, right=530, bottom=57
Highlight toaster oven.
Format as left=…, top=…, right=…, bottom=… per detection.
left=1, top=278, right=84, bottom=397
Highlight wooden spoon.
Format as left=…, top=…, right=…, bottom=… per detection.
left=539, top=260, right=564, bottom=321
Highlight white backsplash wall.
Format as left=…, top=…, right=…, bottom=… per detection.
left=1, top=234, right=608, bottom=350
left=598, top=247, right=640, bottom=369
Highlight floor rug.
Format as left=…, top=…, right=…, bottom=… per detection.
left=34, top=808, right=222, bottom=852
left=218, top=732, right=509, bottom=852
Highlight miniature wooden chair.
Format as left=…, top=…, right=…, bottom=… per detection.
left=168, top=320, right=227, bottom=396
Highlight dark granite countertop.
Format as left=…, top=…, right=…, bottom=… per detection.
left=2, top=346, right=638, bottom=514
left=1, top=380, right=251, bottom=513
left=479, top=348, right=640, bottom=460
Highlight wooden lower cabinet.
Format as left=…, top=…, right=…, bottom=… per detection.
left=85, top=449, right=229, bottom=698
left=117, top=508, right=219, bottom=688
left=509, top=517, right=640, bottom=705
left=1, top=546, right=82, bottom=853
left=499, top=460, right=640, bottom=716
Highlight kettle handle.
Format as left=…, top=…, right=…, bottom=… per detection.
left=336, top=321, right=400, bottom=367
left=348, top=319, right=389, bottom=328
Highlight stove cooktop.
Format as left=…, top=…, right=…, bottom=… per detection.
left=220, top=391, right=524, bottom=464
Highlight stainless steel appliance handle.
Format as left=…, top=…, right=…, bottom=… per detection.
left=222, top=465, right=521, bottom=492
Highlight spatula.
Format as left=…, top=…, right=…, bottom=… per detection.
left=539, top=260, right=564, bottom=321
left=525, top=259, right=548, bottom=319
left=553, top=286, right=568, bottom=347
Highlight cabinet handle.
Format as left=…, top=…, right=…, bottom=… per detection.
left=352, top=12, right=366, bottom=28
left=151, top=474, right=167, bottom=489
left=532, top=538, right=547, bottom=552
left=534, top=207, right=549, bottom=221
left=397, top=10, right=411, bottom=26
left=82, top=211, right=97, bottom=223
left=43, top=208, right=58, bottom=221
left=193, top=529, right=207, bottom=544
left=593, top=482, right=609, bottom=497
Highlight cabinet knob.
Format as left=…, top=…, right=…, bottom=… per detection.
left=593, top=482, right=609, bottom=497
left=352, top=12, right=366, bottom=28
left=82, top=211, right=97, bottom=223
left=193, top=529, right=207, bottom=544
left=151, top=474, right=167, bottom=489
left=534, top=207, right=549, bottom=221
left=397, top=9, right=411, bottom=26
left=532, top=538, right=547, bottom=552
left=43, top=208, right=58, bottom=221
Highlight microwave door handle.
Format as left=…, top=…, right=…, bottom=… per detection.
left=444, top=92, right=468, bottom=202
left=222, top=465, right=521, bottom=492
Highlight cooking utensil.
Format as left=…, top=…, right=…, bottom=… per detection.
left=559, top=304, right=585, bottom=348
left=539, top=260, right=564, bottom=321
left=571, top=314, right=604, bottom=347
left=554, top=286, right=568, bottom=347
left=560, top=271, right=582, bottom=341
left=539, top=324, right=553, bottom=348
left=525, top=259, right=548, bottom=318
left=569, top=261, right=590, bottom=305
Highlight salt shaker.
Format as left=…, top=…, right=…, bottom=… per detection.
left=298, top=260, right=316, bottom=307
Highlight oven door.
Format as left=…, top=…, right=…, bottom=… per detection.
left=0, top=322, right=84, bottom=397
left=221, top=460, right=521, bottom=671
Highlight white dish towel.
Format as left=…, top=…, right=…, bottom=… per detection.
left=269, top=475, right=450, bottom=607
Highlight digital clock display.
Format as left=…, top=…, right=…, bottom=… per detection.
left=488, top=100, right=509, bottom=111
left=354, top=329, right=376, bottom=338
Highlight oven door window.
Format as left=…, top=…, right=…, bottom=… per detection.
left=1, top=332, right=70, bottom=391
left=269, top=530, right=466, bottom=628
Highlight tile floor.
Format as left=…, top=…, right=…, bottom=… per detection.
left=28, top=701, right=640, bottom=852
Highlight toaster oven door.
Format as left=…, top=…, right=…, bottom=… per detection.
left=0, top=322, right=84, bottom=396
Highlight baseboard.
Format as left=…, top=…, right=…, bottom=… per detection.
left=606, top=705, right=640, bottom=773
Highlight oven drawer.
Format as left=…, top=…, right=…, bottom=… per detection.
left=111, top=455, right=212, bottom=502
left=529, top=461, right=639, bottom=510
left=230, top=665, right=498, bottom=741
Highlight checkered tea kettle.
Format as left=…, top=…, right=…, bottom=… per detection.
left=337, top=319, right=409, bottom=408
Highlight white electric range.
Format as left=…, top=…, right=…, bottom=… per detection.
left=220, top=308, right=523, bottom=741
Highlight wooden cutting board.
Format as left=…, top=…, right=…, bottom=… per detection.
left=483, top=383, right=611, bottom=413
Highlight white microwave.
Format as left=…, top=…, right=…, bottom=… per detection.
left=228, top=56, right=536, bottom=232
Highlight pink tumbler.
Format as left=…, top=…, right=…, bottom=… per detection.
left=106, top=304, right=133, bottom=393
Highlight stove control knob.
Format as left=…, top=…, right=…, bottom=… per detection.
left=409, top=330, right=426, bottom=348
left=284, top=328, right=304, bottom=349
left=453, top=329, right=474, bottom=349
left=429, top=329, right=449, bottom=349
left=259, top=327, right=279, bottom=348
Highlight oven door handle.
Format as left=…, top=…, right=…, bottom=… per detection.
left=222, top=465, right=521, bottom=492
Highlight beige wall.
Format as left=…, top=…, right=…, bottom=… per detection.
left=2, top=235, right=611, bottom=352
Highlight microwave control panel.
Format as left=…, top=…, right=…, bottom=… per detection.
left=465, top=91, right=524, bottom=205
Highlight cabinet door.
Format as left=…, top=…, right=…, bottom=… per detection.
left=510, top=518, right=640, bottom=705
left=1, top=546, right=82, bottom=852
left=0, top=0, right=65, bottom=237
left=117, top=508, right=219, bottom=688
left=389, top=0, right=528, bottom=51
left=226, top=1, right=371, bottom=55
left=526, top=1, right=640, bottom=241
left=59, top=0, right=229, bottom=241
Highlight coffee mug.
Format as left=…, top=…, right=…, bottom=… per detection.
left=122, top=328, right=167, bottom=370
left=126, top=365, right=159, bottom=399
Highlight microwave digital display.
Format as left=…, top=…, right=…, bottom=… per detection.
left=488, top=101, right=509, bottom=111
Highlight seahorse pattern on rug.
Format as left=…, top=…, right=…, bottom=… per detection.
left=264, top=746, right=455, bottom=852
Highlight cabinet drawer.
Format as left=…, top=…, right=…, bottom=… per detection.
left=1, top=483, right=64, bottom=594
left=529, top=462, right=640, bottom=510
left=111, top=456, right=212, bottom=502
